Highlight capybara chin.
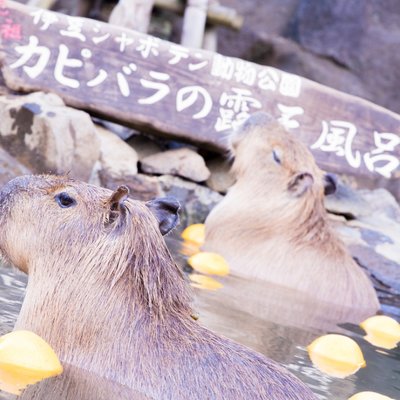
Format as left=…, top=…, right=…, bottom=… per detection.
left=204, top=112, right=379, bottom=314
left=0, top=175, right=316, bottom=400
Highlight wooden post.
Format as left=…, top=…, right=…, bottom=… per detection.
left=154, top=0, right=243, bottom=30
left=109, top=0, right=155, bottom=33
left=202, top=0, right=219, bottom=52
left=202, top=27, right=218, bottom=51
left=27, top=0, right=56, bottom=8
left=181, top=0, right=208, bottom=48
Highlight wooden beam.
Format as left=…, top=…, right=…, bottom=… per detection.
left=0, top=1, right=399, bottom=196
left=154, top=0, right=243, bottom=30
left=181, top=0, right=208, bottom=48
left=109, top=0, right=155, bottom=33
left=27, top=0, right=56, bottom=9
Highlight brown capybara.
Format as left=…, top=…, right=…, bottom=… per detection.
left=0, top=175, right=316, bottom=400
left=204, top=112, right=379, bottom=313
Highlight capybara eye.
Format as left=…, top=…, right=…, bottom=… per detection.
left=55, top=192, right=76, bottom=208
left=272, top=150, right=281, bottom=164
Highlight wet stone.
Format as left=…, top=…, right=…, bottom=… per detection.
left=141, top=148, right=211, bottom=183
left=0, top=92, right=100, bottom=182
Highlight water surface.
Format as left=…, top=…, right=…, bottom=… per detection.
left=0, top=262, right=399, bottom=400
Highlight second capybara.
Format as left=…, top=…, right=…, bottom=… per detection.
left=204, top=112, right=379, bottom=313
left=0, top=175, right=316, bottom=400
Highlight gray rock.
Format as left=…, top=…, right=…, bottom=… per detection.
left=295, top=0, right=400, bottom=113
left=95, top=124, right=138, bottom=179
left=0, top=92, right=100, bottom=182
left=141, top=148, right=211, bottom=182
left=217, top=0, right=400, bottom=113
left=127, top=134, right=162, bottom=161
left=326, top=182, right=400, bottom=294
left=158, top=175, right=223, bottom=231
left=205, top=157, right=235, bottom=194
left=92, top=118, right=136, bottom=140
left=0, top=146, right=31, bottom=186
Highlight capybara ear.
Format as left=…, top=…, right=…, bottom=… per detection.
left=107, top=185, right=129, bottom=225
left=323, top=173, right=337, bottom=196
left=146, top=197, right=181, bottom=235
left=287, top=172, right=314, bottom=197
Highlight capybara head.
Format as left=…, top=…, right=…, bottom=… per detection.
left=0, top=176, right=319, bottom=400
left=0, top=175, right=187, bottom=314
left=230, top=112, right=336, bottom=200
left=204, top=112, right=379, bottom=312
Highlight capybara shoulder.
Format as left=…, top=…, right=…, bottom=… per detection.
left=0, top=175, right=317, bottom=400
left=204, top=112, right=379, bottom=314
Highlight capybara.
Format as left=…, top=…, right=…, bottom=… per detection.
left=0, top=175, right=316, bottom=400
left=204, top=112, right=379, bottom=313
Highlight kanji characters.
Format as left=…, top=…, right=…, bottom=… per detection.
left=279, top=73, right=301, bottom=98
left=0, top=0, right=8, bottom=17
left=31, top=9, right=58, bottom=31
left=176, top=86, right=212, bottom=119
left=311, top=120, right=361, bottom=168
left=10, top=35, right=50, bottom=79
left=234, top=60, right=257, bottom=86
left=363, top=131, right=399, bottom=178
left=277, top=104, right=304, bottom=129
left=60, top=16, right=86, bottom=42
left=139, top=71, right=170, bottom=104
left=257, top=68, right=279, bottom=91
left=215, top=88, right=261, bottom=132
left=211, top=54, right=235, bottom=81
left=0, top=18, right=21, bottom=40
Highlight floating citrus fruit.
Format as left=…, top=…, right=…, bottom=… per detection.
left=181, top=224, right=205, bottom=247
left=188, top=252, right=230, bottom=276
left=189, top=274, right=223, bottom=291
left=360, top=315, right=400, bottom=350
left=0, top=330, right=63, bottom=395
left=180, top=240, right=201, bottom=257
left=307, top=334, right=366, bottom=378
left=348, top=391, right=394, bottom=400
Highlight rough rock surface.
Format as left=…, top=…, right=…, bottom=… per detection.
left=295, top=0, right=400, bottom=113
left=141, top=148, right=211, bottom=182
left=96, top=124, right=138, bottom=179
left=0, top=146, right=31, bottom=186
left=0, top=92, right=100, bottom=181
left=326, top=182, right=400, bottom=298
left=217, top=0, right=400, bottom=113
left=127, top=134, right=163, bottom=160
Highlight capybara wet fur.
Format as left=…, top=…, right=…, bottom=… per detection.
left=0, top=175, right=316, bottom=399
left=204, top=112, right=379, bottom=313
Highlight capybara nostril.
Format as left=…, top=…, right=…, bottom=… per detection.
left=323, top=173, right=337, bottom=195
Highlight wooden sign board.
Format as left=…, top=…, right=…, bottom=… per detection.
left=0, top=0, right=399, bottom=194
